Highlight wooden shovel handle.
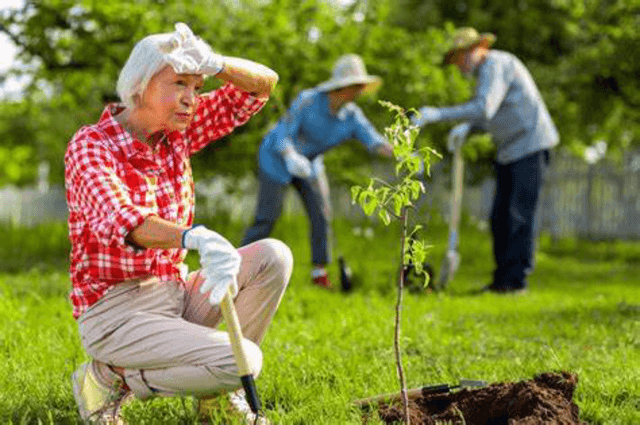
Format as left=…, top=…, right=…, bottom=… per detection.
left=220, top=287, right=252, bottom=376
left=449, top=145, right=465, bottom=240
left=220, top=287, right=262, bottom=414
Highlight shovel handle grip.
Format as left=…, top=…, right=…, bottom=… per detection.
left=220, top=287, right=262, bottom=413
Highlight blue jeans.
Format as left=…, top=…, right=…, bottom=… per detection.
left=241, top=172, right=330, bottom=265
left=491, top=150, right=549, bottom=289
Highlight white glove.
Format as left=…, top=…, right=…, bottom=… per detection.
left=182, top=225, right=241, bottom=305
left=283, top=149, right=312, bottom=178
left=447, top=122, right=471, bottom=153
left=309, top=155, right=325, bottom=179
left=164, top=23, right=225, bottom=76
left=411, top=106, right=442, bottom=127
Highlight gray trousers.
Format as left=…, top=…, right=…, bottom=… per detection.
left=76, top=239, right=293, bottom=399
left=242, top=171, right=331, bottom=265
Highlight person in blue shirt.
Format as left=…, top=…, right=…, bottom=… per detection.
left=413, top=28, right=559, bottom=294
left=242, top=54, right=393, bottom=289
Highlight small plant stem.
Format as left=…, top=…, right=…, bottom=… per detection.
left=395, top=208, right=410, bottom=424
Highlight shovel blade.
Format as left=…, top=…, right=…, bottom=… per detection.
left=339, top=256, right=353, bottom=292
left=435, top=250, right=460, bottom=290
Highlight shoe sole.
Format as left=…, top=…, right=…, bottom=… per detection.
left=72, top=364, right=91, bottom=421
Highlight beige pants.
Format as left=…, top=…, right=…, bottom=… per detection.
left=77, top=239, right=293, bottom=399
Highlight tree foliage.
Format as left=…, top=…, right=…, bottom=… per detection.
left=390, top=0, right=640, bottom=158
left=0, top=0, right=637, bottom=187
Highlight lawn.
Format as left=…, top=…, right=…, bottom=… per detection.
left=0, top=213, right=638, bottom=424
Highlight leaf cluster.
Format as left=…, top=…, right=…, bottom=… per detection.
left=351, top=100, right=440, bottom=284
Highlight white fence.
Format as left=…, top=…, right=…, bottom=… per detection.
left=2, top=150, right=640, bottom=240
left=436, top=151, right=640, bottom=240
left=0, top=186, right=68, bottom=227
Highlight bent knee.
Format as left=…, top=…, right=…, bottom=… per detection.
left=241, top=339, right=263, bottom=378
left=256, top=238, right=294, bottom=276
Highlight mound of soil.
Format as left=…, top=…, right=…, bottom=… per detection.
left=373, top=371, right=587, bottom=425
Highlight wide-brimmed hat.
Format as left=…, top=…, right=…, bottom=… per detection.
left=443, top=27, right=496, bottom=65
left=316, top=54, right=382, bottom=95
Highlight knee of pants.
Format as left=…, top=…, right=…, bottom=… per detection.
left=241, top=338, right=263, bottom=378
left=254, top=238, right=294, bottom=281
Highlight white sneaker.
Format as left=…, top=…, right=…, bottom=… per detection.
left=228, top=389, right=272, bottom=425
left=71, top=362, right=130, bottom=424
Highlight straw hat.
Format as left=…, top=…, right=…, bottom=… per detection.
left=316, top=54, right=382, bottom=95
left=443, top=27, right=496, bottom=65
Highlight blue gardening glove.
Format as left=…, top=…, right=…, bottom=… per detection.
left=283, top=148, right=312, bottom=178
left=447, top=122, right=471, bottom=153
left=182, top=225, right=241, bottom=305
left=411, top=106, right=442, bottom=128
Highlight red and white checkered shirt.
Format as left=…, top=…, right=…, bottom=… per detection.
left=65, top=82, right=265, bottom=319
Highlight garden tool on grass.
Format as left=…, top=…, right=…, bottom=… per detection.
left=220, top=287, right=262, bottom=419
left=331, top=221, right=352, bottom=292
left=338, top=255, right=353, bottom=292
left=353, top=379, right=487, bottom=406
left=312, top=157, right=353, bottom=292
left=435, top=142, right=464, bottom=290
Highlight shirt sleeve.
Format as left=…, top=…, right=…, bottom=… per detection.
left=274, top=90, right=315, bottom=154
left=186, top=82, right=267, bottom=155
left=435, top=58, right=510, bottom=123
left=65, top=133, right=150, bottom=250
left=347, top=103, right=388, bottom=152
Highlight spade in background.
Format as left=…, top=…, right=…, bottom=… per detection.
left=339, top=255, right=353, bottom=292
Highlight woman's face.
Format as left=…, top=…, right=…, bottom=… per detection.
left=453, top=50, right=474, bottom=75
left=136, top=65, right=204, bottom=133
left=335, top=83, right=366, bottom=102
left=455, top=46, right=485, bottom=76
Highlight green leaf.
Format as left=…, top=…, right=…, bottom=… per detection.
left=351, top=186, right=362, bottom=204
left=362, top=195, right=378, bottom=216
left=393, top=194, right=403, bottom=216
left=378, top=209, right=391, bottom=225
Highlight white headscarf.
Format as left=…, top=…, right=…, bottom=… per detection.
left=116, top=23, right=224, bottom=109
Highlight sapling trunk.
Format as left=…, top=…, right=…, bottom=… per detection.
left=351, top=101, right=437, bottom=425
left=395, top=209, right=410, bottom=424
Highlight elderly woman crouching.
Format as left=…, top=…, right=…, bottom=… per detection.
left=65, top=23, right=287, bottom=424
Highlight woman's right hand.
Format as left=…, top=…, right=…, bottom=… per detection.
left=182, top=225, right=241, bottom=305
left=283, top=148, right=312, bottom=178
left=447, top=122, right=471, bottom=153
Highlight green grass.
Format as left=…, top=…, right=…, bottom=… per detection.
left=0, top=213, right=638, bottom=424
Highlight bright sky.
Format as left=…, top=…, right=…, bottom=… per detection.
left=1, top=0, right=26, bottom=98
left=0, top=0, right=23, bottom=69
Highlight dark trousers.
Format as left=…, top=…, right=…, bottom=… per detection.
left=241, top=172, right=329, bottom=265
left=491, top=150, right=549, bottom=289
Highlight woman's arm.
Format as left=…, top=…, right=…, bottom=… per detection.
left=126, top=216, right=188, bottom=250
left=216, top=56, right=279, bottom=99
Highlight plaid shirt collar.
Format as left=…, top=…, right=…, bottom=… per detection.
left=97, top=104, right=182, bottom=160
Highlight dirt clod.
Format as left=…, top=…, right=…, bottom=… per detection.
left=374, top=371, right=587, bottom=425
